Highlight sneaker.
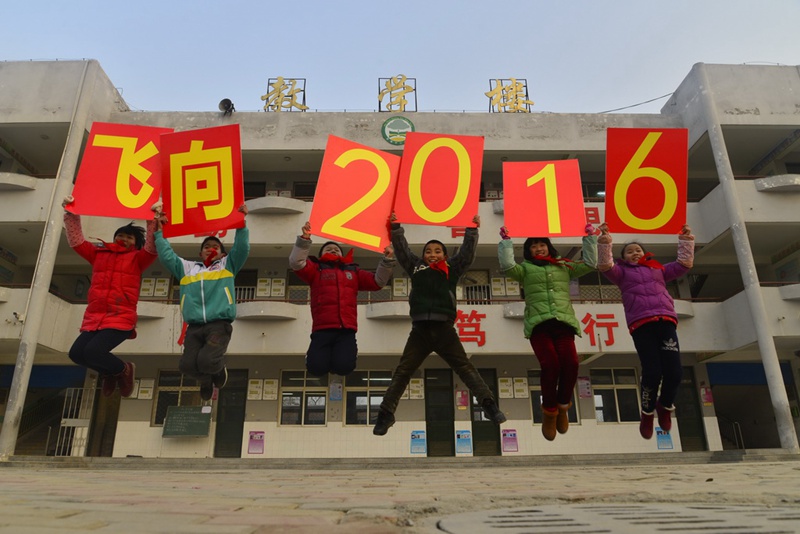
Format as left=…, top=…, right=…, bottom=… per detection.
left=372, top=408, right=395, bottom=436
left=542, top=407, right=558, bottom=441
left=640, top=410, right=655, bottom=440
left=117, top=362, right=136, bottom=398
left=101, top=375, right=117, bottom=397
left=212, top=367, right=228, bottom=390
left=556, top=403, right=571, bottom=434
left=200, top=380, right=214, bottom=402
left=656, top=401, right=674, bottom=432
left=482, top=399, right=507, bottom=425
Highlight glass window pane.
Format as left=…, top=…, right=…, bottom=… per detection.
left=178, top=390, right=202, bottom=407
left=368, top=393, right=383, bottom=424
left=527, top=370, right=542, bottom=386
left=614, top=369, right=637, bottom=385
left=594, top=390, right=618, bottom=423
left=305, top=374, right=328, bottom=388
left=590, top=369, right=613, bottom=385
left=158, top=371, right=182, bottom=387
left=369, top=371, right=393, bottom=384
left=304, top=393, right=326, bottom=425
left=345, top=392, right=368, bottom=425
left=530, top=392, right=543, bottom=424
left=154, top=391, right=178, bottom=425
left=281, top=371, right=306, bottom=387
left=280, top=392, right=302, bottom=425
left=617, top=388, right=641, bottom=422
left=346, top=371, right=369, bottom=388
left=181, top=375, right=199, bottom=387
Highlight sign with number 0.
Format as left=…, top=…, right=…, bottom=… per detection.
left=605, top=128, right=688, bottom=234
left=502, top=159, right=587, bottom=237
left=309, top=135, right=401, bottom=253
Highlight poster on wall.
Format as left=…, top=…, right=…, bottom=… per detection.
left=656, top=428, right=674, bottom=450
left=456, top=430, right=472, bottom=454
left=456, top=390, right=469, bottom=408
left=577, top=376, right=592, bottom=399
left=502, top=429, right=519, bottom=452
left=248, top=431, right=265, bottom=454
left=410, top=430, right=427, bottom=454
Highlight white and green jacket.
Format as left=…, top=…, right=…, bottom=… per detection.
left=155, top=227, right=250, bottom=325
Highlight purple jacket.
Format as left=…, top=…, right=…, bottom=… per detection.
left=598, top=239, right=694, bottom=328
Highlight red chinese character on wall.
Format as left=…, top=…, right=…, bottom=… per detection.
left=456, top=309, right=487, bottom=346
left=581, top=312, right=620, bottom=347
left=584, top=207, right=601, bottom=225
left=451, top=227, right=466, bottom=238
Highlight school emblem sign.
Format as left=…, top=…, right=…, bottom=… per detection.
left=381, top=116, right=415, bottom=146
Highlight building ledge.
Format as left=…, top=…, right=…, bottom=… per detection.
left=246, top=196, right=306, bottom=214
left=0, top=172, right=38, bottom=191
left=366, top=301, right=409, bottom=320
left=502, top=302, right=525, bottom=319
left=137, top=301, right=170, bottom=319
left=754, top=174, right=800, bottom=192
left=778, top=283, right=800, bottom=300
left=0, top=287, right=8, bottom=303
left=675, top=299, right=694, bottom=318
left=236, top=301, right=299, bottom=320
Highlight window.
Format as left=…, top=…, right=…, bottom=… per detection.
left=344, top=370, right=392, bottom=425
left=590, top=368, right=640, bottom=423
left=280, top=371, right=328, bottom=425
left=527, top=370, right=578, bottom=425
left=151, top=371, right=201, bottom=426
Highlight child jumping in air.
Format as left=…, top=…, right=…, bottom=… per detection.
left=155, top=204, right=250, bottom=401
left=498, top=225, right=597, bottom=441
left=597, top=223, right=694, bottom=439
left=289, top=221, right=396, bottom=376
left=62, top=195, right=158, bottom=398
left=373, top=214, right=506, bottom=436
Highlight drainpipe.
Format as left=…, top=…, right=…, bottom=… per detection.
left=0, top=61, right=95, bottom=460
left=695, top=63, right=799, bottom=452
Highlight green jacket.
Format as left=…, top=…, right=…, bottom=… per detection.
left=498, top=235, right=597, bottom=338
left=155, top=227, right=250, bottom=325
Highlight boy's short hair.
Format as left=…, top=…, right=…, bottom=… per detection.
left=200, top=236, right=226, bottom=254
left=423, top=239, right=447, bottom=257
left=522, top=237, right=559, bottom=261
left=114, top=223, right=145, bottom=250
left=319, top=241, right=342, bottom=256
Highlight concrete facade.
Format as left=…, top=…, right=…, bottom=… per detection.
left=0, top=60, right=798, bottom=459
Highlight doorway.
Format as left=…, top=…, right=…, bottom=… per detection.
left=213, top=369, right=248, bottom=458
left=424, top=368, right=454, bottom=457
left=470, top=368, right=501, bottom=456
left=673, top=366, right=706, bottom=451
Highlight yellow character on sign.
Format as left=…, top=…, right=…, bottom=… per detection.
left=378, top=75, right=415, bottom=112
left=169, top=140, right=234, bottom=225
left=261, top=77, right=309, bottom=112
left=92, top=134, right=158, bottom=208
left=485, top=78, right=534, bottom=113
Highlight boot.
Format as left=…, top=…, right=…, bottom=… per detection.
left=117, top=362, right=136, bottom=398
left=542, top=407, right=558, bottom=441
left=639, top=410, right=655, bottom=440
left=556, top=402, right=571, bottom=434
left=656, top=401, right=674, bottom=432
left=372, top=408, right=395, bottom=436
left=200, top=379, right=214, bottom=401
left=101, top=375, right=117, bottom=397
left=482, top=399, right=507, bottom=425
left=212, top=366, right=228, bottom=390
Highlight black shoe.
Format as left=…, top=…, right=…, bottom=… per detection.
left=212, top=367, right=228, bottom=390
left=372, top=409, right=395, bottom=436
left=200, top=380, right=214, bottom=401
left=482, top=399, right=507, bottom=425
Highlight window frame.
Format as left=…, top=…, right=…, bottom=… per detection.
left=590, top=368, right=640, bottom=424
left=279, top=370, right=329, bottom=426
left=343, top=370, right=392, bottom=426
left=527, top=369, right=579, bottom=426
left=150, top=370, right=201, bottom=426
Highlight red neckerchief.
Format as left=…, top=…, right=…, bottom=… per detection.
left=535, top=255, right=575, bottom=270
left=203, top=249, right=219, bottom=267
left=99, top=239, right=133, bottom=253
left=637, top=252, right=664, bottom=270
left=428, top=260, right=449, bottom=278
left=319, top=248, right=354, bottom=264
left=177, top=322, right=188, bottom=346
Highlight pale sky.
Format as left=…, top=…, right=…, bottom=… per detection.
left=5, top=0, right=800, bottom=114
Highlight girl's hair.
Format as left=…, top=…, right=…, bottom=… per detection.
left=422, top=239, right=447, bottom=257
left=523, top=237, right=559, bottom=262
left=200, top=236, right=226, bottom=254
left=114, top=223, right=145, bottom=250
left=620, top=241, right=647, bottom=259
left=318, top=241, right=342, bottom=256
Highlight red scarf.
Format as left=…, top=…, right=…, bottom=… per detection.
left=319, top=248, right=354, bottom=264
left=637, top=252, right=664, bottom=270
left=428, top=260, right=449, bottom=278
left=99, top=239, right=133, bottom=253
left=203, top=249, right=219, bottom=267
left=535, top=255, right=575, bottom=270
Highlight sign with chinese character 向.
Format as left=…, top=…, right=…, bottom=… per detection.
left=70, top=122, right=173, bottom=218
left=160, top=124, right=245, bottom=238
left=605, top=128, right=688, bottom=234
left=393, top=132, right=483, bottom=228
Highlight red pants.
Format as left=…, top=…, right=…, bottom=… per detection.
left=529, top=319, right=578, bottom=410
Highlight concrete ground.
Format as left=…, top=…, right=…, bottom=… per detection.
left=1, top=451, right=800, bottom=533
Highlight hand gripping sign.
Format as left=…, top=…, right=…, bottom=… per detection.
left=160, top=124, right=245, bottom=238
left=393, top=132, right=483, bottom=228
left=502, top=159, right=587, bottom=237
left=69, top=122, right=173, bottom=217
left=605, top=128, right=688, bottom=234
left=309, top=136, right=401, bottom=253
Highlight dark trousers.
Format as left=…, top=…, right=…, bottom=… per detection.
left=380, top=321, right=494, bottom=414
left=69, top=329, right=132, bottom=376
left=180, top=320, right=232, bottom=383
left=529, top=319, right=579, bottom=409
left=306, top=328, right=358, bottom=376
left=631, top=320, right=683, bottom=412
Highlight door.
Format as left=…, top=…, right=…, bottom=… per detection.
left=471, top=368, right=501, bottom=456
left=86, top=391, right=120, bottom=457
left=674, top=366, right=707, bottom=451
left=425, top=369, right=454, bottom=457
left=213, top=369, right=248, bottom=458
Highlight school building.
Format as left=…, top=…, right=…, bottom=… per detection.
left=0, top=60, right=798, bottom=459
